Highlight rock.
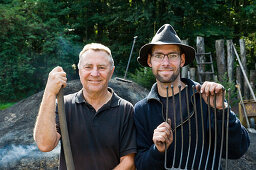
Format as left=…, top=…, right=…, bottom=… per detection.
left=0, top=78, right=149, bottom=169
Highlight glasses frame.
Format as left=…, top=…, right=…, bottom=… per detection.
left=151, top=52, right=181, bottom=62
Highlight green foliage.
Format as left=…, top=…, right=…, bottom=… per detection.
left=0, top=0, right=255, bottom=102
left=130, top=67, right=155, bottom=90
left=243, top=34, right=256, bottom=71
left=0, top=102, right=16, bottom=110
left=217, top=72, right=239, bottom=107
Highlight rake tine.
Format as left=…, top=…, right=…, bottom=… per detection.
left=178, top=85, right=184, bottom=168
left=166, top=86, right=169, bottom=123
left=164, top=86, right=169, bottom=169
left=211, top=92, right=217, bottom=170
left=218, top=88, right=226, bottom=169
left=171, top=85, right=177, bottom=168
left=185, top=85, right=191, bottom=169
left=205, top=95, right=212, bottom=170
left=191, top=85, right=198, bottom=169
left=225, top=89, right=230, bottom=170
left=198, top=86, right=205, bottom=169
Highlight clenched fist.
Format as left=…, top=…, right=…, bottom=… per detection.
left=44, top=66, right=67, bottom=96
left=153, top=119, right=173, bottom=152
left=196, top=81, right=227, bottom=110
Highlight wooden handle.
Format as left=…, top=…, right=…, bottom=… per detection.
left=57, top=88, right=75, bottom=170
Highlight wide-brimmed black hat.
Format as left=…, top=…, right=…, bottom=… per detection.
left=137, top=24, right=195, bottom=67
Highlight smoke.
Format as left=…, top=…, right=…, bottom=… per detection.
left=57, top=36, right=81, bottom=60
left=0, top=144, right=60, bottom=167
left=57, top=36, right=81, bottom=80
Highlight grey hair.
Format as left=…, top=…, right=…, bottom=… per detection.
left=78, top=43, right=114, bottom=69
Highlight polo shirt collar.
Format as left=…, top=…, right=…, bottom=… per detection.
left=75, top=88, right=120, bottom=108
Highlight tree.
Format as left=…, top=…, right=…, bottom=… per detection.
left=0, top=0, right=255, bottom=101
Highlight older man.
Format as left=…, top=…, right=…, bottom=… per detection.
left=134, top=24, right=250, bottom=169
left=34, top=43, right=136, bottom=170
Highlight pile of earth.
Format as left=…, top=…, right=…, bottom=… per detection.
left=0, top=78, right=255, bottom=169
left=0, top=78, right=149, bottom=169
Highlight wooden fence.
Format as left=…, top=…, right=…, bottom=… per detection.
left=181, top=37, right=256, bottom=100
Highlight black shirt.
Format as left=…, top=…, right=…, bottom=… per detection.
left=56, top=88, right=136, bottom=170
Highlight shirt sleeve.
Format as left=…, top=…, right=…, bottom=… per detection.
left=134, top=103, right=165, bottom=170
left=119, top=101, right=137, bottom=157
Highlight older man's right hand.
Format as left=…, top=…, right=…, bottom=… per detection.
left=44, top=66, right=67, bottom=96
left=153, top=119, right=173, bottom=153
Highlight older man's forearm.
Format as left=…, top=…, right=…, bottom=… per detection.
left=33, top=91, right=60, bottom=152
left=113, top=153, right=136, bottom=170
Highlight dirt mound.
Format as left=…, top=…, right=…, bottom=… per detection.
left=0, top=78, right=255, bottom=169
left=0, top=78, right=149, bottom=169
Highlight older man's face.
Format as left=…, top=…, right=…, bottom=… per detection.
left=147, top=44, right=185, bottom=83
left=79, top=50, right=114, bottom=94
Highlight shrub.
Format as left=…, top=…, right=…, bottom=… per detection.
left=217, top=72, right=239, bottom=107
left=130, top=67, right=155, bottom=90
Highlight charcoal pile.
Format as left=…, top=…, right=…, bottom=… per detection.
left=0, top=78, right=148, bottom=169
left=0, top=78, right=255, bottom=169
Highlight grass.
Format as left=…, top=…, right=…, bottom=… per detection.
left=0, top=102, right=16, bottom=110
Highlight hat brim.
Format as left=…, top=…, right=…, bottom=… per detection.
left=137, top=43, right=195, bottom=67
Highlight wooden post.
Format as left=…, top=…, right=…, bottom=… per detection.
left=236, top=66, right=243, bottom=95
left=190, top=67, right=196, bottom=81
left=233, top=43, right=256, bottom=101
left=227, top=40, right=234, bottom=83
left=213, top=75, right=218, bottom=82
left=240, top=39, right=249, bottom=100
left=181, top=40, right=189, bottom=78
left=196, top=36, right=205, bottom=81
left=236, top=66, right=243, bottom=101
left=215, top=39, right=226, bottom=82
left=250, top=70, right=256, bottom=92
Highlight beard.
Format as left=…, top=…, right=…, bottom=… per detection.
left=154, top=66, right=181, bottom=83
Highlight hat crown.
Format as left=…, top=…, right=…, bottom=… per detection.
left=151, top=24, right=181, bottom=44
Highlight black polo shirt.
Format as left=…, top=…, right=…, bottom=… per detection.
left=56, top=88, right=136, bottom=170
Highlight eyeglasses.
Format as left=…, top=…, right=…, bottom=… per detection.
left=151, top=52, right=180, bottom=62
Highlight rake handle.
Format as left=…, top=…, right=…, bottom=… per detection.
left=57, top=87, right=75, bottom=170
